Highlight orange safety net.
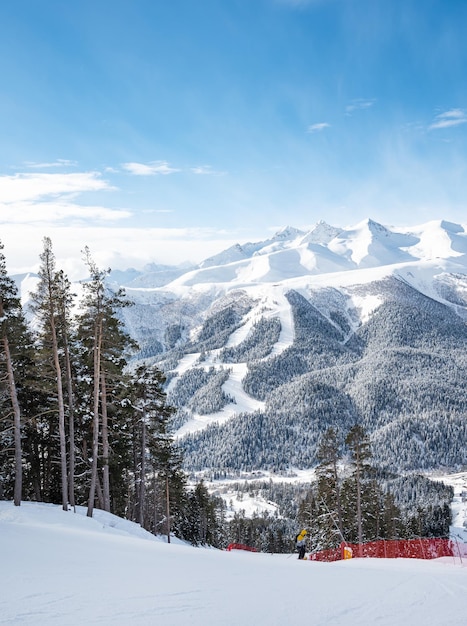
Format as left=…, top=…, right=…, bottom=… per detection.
left=226, top=543, right=258, bottom=552
left=309, top=538, right=455, bottom=562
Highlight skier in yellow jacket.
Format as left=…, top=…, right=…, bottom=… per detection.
left=295, top=529, right=308, bottom=560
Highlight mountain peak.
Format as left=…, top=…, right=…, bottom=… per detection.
left=271, top=226, right=304, bottom=241
left=438, top=220, right=464, bottom=235
left=301, top=221, right=342, bottom=245
left=359, top=218, right=390, bottom=236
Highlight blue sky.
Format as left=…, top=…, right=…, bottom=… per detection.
left=1, top=0, right=467, bottom=276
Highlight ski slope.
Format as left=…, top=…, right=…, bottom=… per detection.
left=1, top=500, right=466, bottom=626
left=172, top=285, right=294, bottom=437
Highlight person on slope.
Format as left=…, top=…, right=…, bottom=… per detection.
left=295, top=529, right=308, bottom=560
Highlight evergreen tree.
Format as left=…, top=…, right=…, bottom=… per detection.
left=30, top=237, right=72, bottom=511
left=180, top=481, right=226, bottom=547
left=127, top=363, right=176, bottom=528
left=0, top=242, right=34, bottom=505
left=54, top=270, right=78, bottom=509
left=77, top=247, right=136, bottom=517
left=345, top=425, right=372, bottom=546
left=315, top=427, right=345, bottom=544
left=150, top=422, right=187, bottom=542
left=380, top=491, right=404, bottom=540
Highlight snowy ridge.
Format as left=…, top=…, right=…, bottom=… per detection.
left=162, top=218, right=467, bottom=290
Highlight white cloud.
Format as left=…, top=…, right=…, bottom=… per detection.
left=122, top=161, right=180, bottom=176
left=0, top=170, right=128, bottom=226
left=0, top=171, right=111, bottom=203
left=429, top=109, right=467, bottom=130
left=122, top=161, right=227, bottom=177
left=345, top=98, right=376, bottom=115
left=307, top=122, right=331, bottom=133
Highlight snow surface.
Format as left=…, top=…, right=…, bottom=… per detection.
left=1, top=500, right=467, bottom=626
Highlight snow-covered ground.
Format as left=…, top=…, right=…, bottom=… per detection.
left=1, top=499, right=466, bottom=626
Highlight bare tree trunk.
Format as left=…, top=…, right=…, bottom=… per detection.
left=356, top=449, right=363, bottom=552
left=332, top=457, right=344, bottom=540
left=51, top=318, right=68, bottom=512
left=166, top=474, right=171, bottom=544
left=153, top=472, right=157, bottom=535
left=0, top=248, right=23, bottom=506
left=132, top=423, right=139, bottom=522
left=63, top=333, right=76, bottom=509
left=101, top=370, right=111, bottom=512
left=139, top=411, right=146, bottom=527
left=87, top=318, right=102, bottom=518
left=31, top=427, right=42, bottom=501
left=2, top=334, right=22, bottom=506
left=96, top=471, right=105, bottom=510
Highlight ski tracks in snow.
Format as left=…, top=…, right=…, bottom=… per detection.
left=174, top=286, right=294, bottom=436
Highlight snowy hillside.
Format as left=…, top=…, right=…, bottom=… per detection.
left=1, top=499, right=466, bottom=626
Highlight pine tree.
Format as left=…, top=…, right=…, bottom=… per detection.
left=0, top=241, right=32, bottom=505
left=30, top=237, right=72, bottom=511
left=128, top=363, right=175, bottom=528
left=315, top=427, right=345, bottom=544
left=150, top=423, right=187, bottom=542
left=380, top=491, right=403, bottom=540
left=345, top=425, right=372, bottom=547
left=77, top=247, right=136, bottom=517
left=54, top=270, right=78, bottom=509
left=181, top=480, right=226, bottom=546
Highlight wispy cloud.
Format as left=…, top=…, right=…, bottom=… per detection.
left=429, top=109, right=467, bottom=130
left=122, top=161, right=180, bottom=176
left=307, top=122, right=331, bottom=133
left=24, top=159, right=78, bottom=169
left=190, top=165, right=226, bottom=176
left=345, top=98, right=376, bottom=115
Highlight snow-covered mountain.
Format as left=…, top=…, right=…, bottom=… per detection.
left=118, top=218, right=467, bottom=290
left=91, top=217, right=467, bottom=477
left=15, top=218, right=467, bottom=476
